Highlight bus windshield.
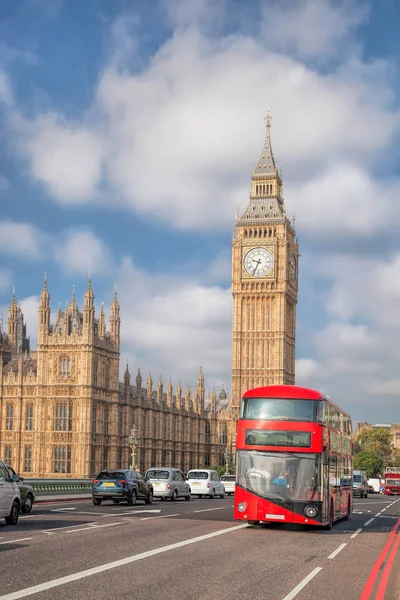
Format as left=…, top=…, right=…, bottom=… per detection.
left=240, top=398, right=316, bottom=422
left=237, top=450, right=320, bottom=502
left=386, top=479, right=400, bottom=486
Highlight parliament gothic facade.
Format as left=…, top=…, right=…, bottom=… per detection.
left=0, top=113, right=298, bottom=478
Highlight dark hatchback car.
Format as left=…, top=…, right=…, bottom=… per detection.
left=92, top=470, right=154, bottom=506
left=6, top=465, right=35, bottom=514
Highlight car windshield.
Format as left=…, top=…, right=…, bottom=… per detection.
left=353, top=475, right=362, bottom=483
left=188, top=472, right=208, bottom=480
left=237, top=450, right=321, bottom=502
left=146, top=470, right=169, bottom=479
left=97, top=471, right=126, bottom=480
left=221, top=475, right=235, bottom=482
left=241, top=398, right=316, bottom=421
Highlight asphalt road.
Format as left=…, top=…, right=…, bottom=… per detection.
left=0, top=494, right=399, bottom=600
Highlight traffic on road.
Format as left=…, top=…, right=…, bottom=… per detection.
left=0, top=493, right=399, bottom=600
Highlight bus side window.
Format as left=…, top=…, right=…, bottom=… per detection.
left=317, top=400, right=326, bottom=424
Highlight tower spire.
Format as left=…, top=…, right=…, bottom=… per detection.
left=254, top=107, right=278, bottom=176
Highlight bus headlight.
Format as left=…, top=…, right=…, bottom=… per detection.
left=304, top=505, right=318, bottom=518
left=237, top=502, right=247, bottom=513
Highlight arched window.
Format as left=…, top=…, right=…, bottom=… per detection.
left=205, top=421, right=211, bottom=444
left=219, top=423, right=228, bottom=445
left=256, top=185, right=259, bottom=195
left=104, top=361, right=110, bottom=388
left=59, top=356, right=71, bottom=377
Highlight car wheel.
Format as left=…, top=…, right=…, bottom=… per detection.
left=171, top=490, right=178, bottom=502
left=93, top=498, right=102, bottom=506
left=198, top=495, right=202, bottom=498
left=161, top=497, right=165, bottom=501
left=145, top=490, right=153, bottom=505
left=127, top=490, right=137, bottom=506
left=5, top=500, right=20, bottom=525
left=209, top=489, right=215, bottom=499
left=185, top=494, right=191, bottom=501
left=21, top=494, right=34, bottom=514
left=220, top=491, right=225, bottom=498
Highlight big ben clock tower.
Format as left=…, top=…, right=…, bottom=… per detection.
left=231, top=110, right=299, bottom=414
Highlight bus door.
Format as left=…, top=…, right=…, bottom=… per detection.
left=322, top=457, right=330, bottom=523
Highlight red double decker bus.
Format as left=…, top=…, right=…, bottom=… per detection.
left=234, top=385, right=353, bottom=529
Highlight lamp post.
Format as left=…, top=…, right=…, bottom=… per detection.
left=128, top=425, right=140, bottom=471
left=224, top=447, right=230, bottom=474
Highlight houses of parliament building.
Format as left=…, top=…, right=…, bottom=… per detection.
left=0, top=112, right=298, bottom=478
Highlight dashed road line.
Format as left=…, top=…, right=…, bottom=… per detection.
left=193, top=507, right=229, bottom=513
left=65, top=522, right=123, bottom=534
left=282, top=567, right=323, bottom=600
left=140, top=513, right=179, bottom=521
left=351, top=528, right=363, bottom=539
left=328, top=543, right=347, bottom=559
left=364, top=518, right=375, bottom=526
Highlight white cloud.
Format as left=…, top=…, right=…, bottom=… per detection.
left=54, top=229, right=112, bottom=276
left=15, top=113, right=105, bottom=203
left=0, top=220, right=45, bottom=260
left=117, top=257, right=232, bottom=386
left=4, top=16, right=398, bottom=236
left=261, top=0, right=368, bottom=61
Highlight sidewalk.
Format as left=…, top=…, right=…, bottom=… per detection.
left=35, top=494, right=92, bottom=504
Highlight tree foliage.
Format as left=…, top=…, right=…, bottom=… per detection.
left=391, top=448, right=400, bottom=468
left=354, top=427, right=394, bottom=466
left=354, top=450, right=383, bottom=478
left=202, top=465, right=232, bottom=477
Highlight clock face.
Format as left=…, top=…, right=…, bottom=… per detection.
left=243, top=247, right=274, bottom=277
left=289, top=252, right=297, bottom=282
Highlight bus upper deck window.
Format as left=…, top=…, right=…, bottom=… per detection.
left=317, top=400, right=326, bottom=424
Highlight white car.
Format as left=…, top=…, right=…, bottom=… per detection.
left=221, top=474, right=236, bottom=495
left=0, top=459, right=20, bottom=525
left=187, top=469, right=225, bottom=499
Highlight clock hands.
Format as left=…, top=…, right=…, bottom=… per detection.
left=252, top=258, right=262, bottom=275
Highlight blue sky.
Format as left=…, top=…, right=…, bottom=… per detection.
left=1, top=0, right=400, bottom=423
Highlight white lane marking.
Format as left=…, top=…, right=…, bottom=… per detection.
left=42, top=522, right=97, bottom=534
left=364, top=518, right=375, bottom=526
left=0, top=538, right=32, bottom=546
left=350, top=528, right=363, bottom=539
left=353, top=501, right=392, bottom=505
left=328, top=543, right=347, bottom=559
left=375, top=512, right=382, bottom=517
left=193, top=507, right=229, bottom=513
left=106, top=509, right=161, bottom=517
left=19, top=515, right=40, bottom=520
left=282, top=567, right=323, bottom=600
left=65, top=522, right=124, bottom=534
left=140, top=513, right=179, bottom=521
left=50, top=508, right=76, bottom=512
left=353, top=511, right=363, bottom=514
left=0, top=524, right=249, bottom=600
left=66, top=511, right=105, bottom=516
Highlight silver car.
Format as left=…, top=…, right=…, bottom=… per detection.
left=145, top=468, right=191, bottom=501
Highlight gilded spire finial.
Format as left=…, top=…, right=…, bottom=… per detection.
left=265, top=107, right=271, bottom=129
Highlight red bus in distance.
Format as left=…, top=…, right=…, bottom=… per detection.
left=234, top=385, right=353, bottom=529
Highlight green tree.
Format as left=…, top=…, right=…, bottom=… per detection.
left=354, top=450, right=383, bottom=478
left=354, top=427, right=393, bottom=466
left=202, top=466, right=231, bottom=477
left=390, top=448, right=400, bottom=468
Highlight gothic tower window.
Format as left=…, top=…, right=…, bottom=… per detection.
left=205, top=421, right=211, bottom=444
left=92, top=406, right=97, bottom=433
left=59, top=356, right=71, bottom=377
left=6, top=404, right=14, bottom=430
left=55, top=404, right=73, bottom=431
left=104, top=406, right=109, bottom=435
left=4, top=446, right=12, bottom=462
left=219, top=423, right=228, bottom=445
left=104, top=361, right=110, bottom=388
left=54, top=446, right=72, bottom=474
left=24, top=446, right=32, bottom=472
left=93, top=359, right=98, bottom=386
left=25, top=404, right=33, bottom=431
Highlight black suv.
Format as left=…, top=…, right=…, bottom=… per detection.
left=92, top=470, right=153, bottom=506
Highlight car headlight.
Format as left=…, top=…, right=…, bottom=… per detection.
left=237, top=502, right=247, bottom=513
left=304, top=505, right=318, bottom=518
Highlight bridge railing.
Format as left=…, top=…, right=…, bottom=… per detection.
left=23, top=478, right=93, bottom=496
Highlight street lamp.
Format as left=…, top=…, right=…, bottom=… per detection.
left=128, top=425, right=140, bottom=471
left=224, top=447, right=230, bottom=474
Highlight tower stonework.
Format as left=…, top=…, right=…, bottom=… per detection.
left=231, top=112, right=299, bottom=413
